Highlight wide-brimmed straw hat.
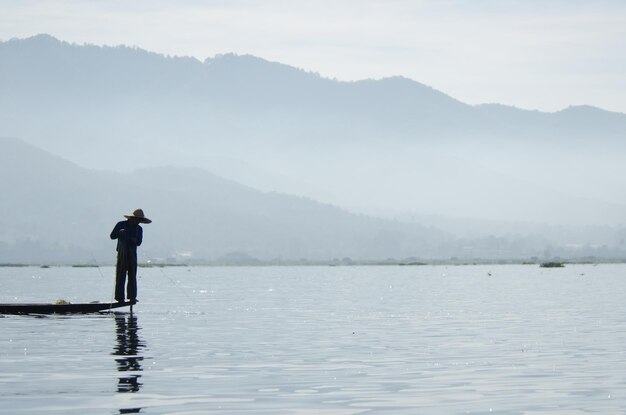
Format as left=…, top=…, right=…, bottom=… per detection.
left=124, top=209, right=152, bottom=224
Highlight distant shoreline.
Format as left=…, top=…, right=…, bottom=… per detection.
left=2, top=258, right=625, bottom=268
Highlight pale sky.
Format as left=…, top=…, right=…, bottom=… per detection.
left=2, top=0, right=626, bottom=113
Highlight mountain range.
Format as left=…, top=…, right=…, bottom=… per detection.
left=0, top=34, right=625, bottom=262
left=0, top=136, right=455, bottom=263
left=1, top=136, right=624, bottom=263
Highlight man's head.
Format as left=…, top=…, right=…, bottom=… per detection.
left=127, top=217, right=141, bottom=225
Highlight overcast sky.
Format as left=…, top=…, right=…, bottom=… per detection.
left=2, top=0, right=625, bottom=113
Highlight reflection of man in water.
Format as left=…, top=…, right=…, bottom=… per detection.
left=113, top=313, right=145, bottom=411
left=110, top=209, right=152, bottom=303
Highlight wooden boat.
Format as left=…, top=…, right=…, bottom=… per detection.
left=0, top=301, right=135, bottom=314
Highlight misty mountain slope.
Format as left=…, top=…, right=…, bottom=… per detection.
left=474, top=103, right=626, bottom=143
left=0, top=35, right=476, bottom=151
left=0, top=34, right=203, bottom=99
left=307, top=146, right=626, bottom=225
left=0, top=137, right=452, bottom=263
left=1, top=34, right=626, bottom=224
left=4, top=34, right=625, bottom=150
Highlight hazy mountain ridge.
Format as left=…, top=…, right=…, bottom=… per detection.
left=3, top=34, right=625, bottom=150
left=3, top=34, right=624, bottom=143
left=1, top=34, right=625, bottom=234
left=2, top=137, right=624, bottom=263
left=0, top=137, right=457, bottom=263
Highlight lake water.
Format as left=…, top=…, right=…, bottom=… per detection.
left=2, top=264, right=626, bottom=414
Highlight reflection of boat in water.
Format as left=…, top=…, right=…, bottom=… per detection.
left=113, top=313, right=146, bottom=413
left=0, top=301, right=134, bottom=314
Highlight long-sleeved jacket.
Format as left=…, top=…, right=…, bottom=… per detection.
left=110, top=220, right=143, bottom=253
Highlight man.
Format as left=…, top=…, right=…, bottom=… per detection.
left=110, top=209, right=152, bottom=303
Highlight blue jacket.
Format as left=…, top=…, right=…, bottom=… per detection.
left=110, top=220, right=143, bottom=252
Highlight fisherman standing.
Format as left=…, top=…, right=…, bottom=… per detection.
left=110, top=209, right=152, bottom=303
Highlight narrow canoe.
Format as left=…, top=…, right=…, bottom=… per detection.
left=0, top=301, right=135, bottom=314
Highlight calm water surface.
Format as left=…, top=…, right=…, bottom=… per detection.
left=2, top=264, right=626, bottom=414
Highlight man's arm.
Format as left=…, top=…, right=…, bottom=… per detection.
left=110, top=222, right=124, bottom=240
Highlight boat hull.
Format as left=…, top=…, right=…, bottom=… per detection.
left=0, top=301, right=135, bottom=314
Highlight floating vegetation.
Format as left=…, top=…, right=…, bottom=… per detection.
left=54, top=299, right=70, bottom=305
left=71, top=264, right=98, bottom=268
left=540, top=262, right=565, bottom=268
left=139, top=262, right=171, bottom=268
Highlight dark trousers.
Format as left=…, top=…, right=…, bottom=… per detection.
left=115, top=249, right=138, bottom=302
